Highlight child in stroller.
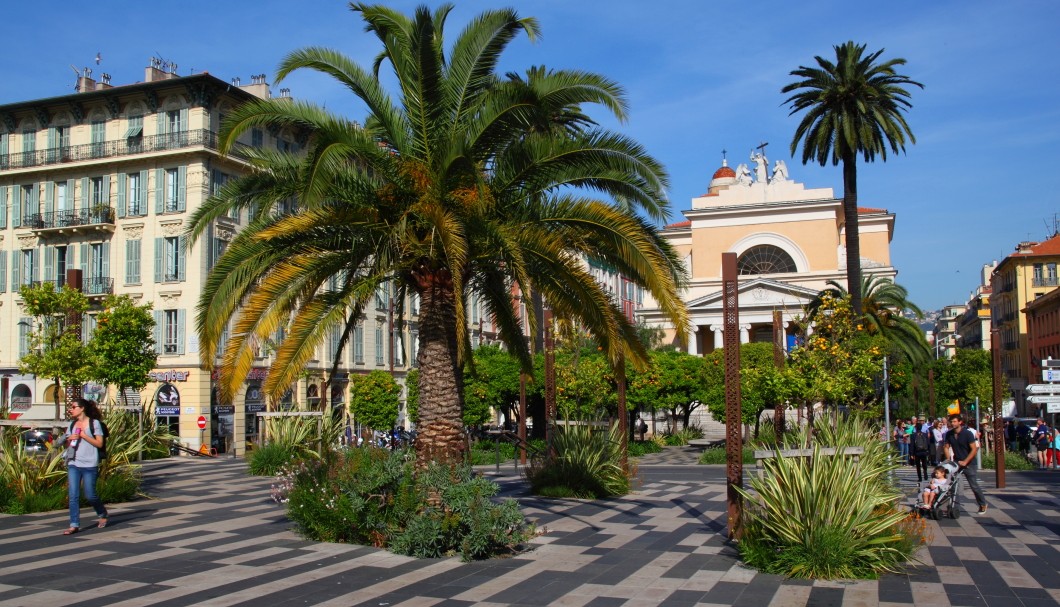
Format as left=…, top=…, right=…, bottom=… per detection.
left=913, top=460, right=966, bottom=519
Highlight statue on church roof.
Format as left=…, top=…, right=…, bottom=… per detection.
left=751, top=149, right=769, bottom=183
left=734, top=162, right=752, bottom=186
left=771, top=159, right=789, bottom=183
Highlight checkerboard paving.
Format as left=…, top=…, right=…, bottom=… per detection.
left=0, top=455, right=1057, bottom=606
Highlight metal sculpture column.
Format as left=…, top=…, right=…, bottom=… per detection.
left=991, top=328, right=1006, bottom=488
left=63, top=269, right=84, bottom=413
left=772, top=310, right=786, bottom=444
left=722, top=253, right=743, bottom=539
left=544, top=309, right=556, bottom=457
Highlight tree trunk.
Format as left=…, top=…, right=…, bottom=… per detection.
left=842, top=154, right=862, bottom=316
left=412, top=264, right=465, bottom=468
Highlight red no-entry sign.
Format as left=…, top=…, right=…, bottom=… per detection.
left=197, top=415, right=207, bottom=430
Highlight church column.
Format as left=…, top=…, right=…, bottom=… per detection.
left=687, top=326, right=700, bottom=356
left=739, top=323, right=751, bottom=344
left=710, top=324, right=723, bottom=349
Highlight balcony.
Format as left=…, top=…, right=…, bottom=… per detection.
left=26, top=207, right=115, bottom=236
left=0, top=130, right=248, bottom=170
left=26, top=277, right=113, bottom=298
left=1032, top=276, right=1059, bottom=288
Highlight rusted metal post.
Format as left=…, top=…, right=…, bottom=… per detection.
left=518, top=373, right=527, bottom=465
left=544, top=309, right=556, bottom=457
left=63, top=269, right=84, bottom=416
left=772, top=310, right=786, bottom=444
left=992, top=329, right=1006, bottom=488
left=617, top=355, right=628, bottom=471
left=722, top=253, right=743, bottom=539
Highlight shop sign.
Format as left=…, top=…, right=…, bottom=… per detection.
left=157, top=383, right=181, bottom=409
left=245, top=403, right=267, bottom=414
left=156, top=406, right=180, bottom=416
left=150, top=370, right=190, bottom=382
left=213, top=405, right=235, bottom=415
left=11, top=397, right=31, bottom=412
left=212, top=367, right=269, bottom=381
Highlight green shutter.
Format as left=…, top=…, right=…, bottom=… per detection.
left=0, top=186, right=7, bottom=229
left=156, top=111, right=166, bottom=136
left=177, top=235, right=187, bottom=282
left=47, top=127, right=56, bottom=150
left=176, top=309, right=186, bottom=355
left=154, top=238, right=163, bottom=282
left=154, top=169, right=164, bottom=214
left=80, top=243, right=88, bottom=276
left=101, top=175, right=110, bottom=204
left=80, top=177, right=88, bottom=211
left=126, top=239, right=140, bottom=284
left=138, top=170, right=148, bottom=214
left=31, top=248, right=39, bottom=283
left=101, top=242, right=110, bottom=281
left=43, top=245, right=54, bottom=281
left=44, top=182, right=55, bottom=217
left=176, top=166, right=186, bottom=211
left=29, top=183, right=38, bottom=218
left=11, top=250, right=19, bottom=291
left=116, top=174, right=126, bottom=217
left=0, top=251, right=6, bottom=293
left=12, top=186, right=21, bottom=228
left=153, top=310, right=163, bottom=354
left=179, top=108, right=189, bottom=132
left=64, top=179, right=75, bottom=212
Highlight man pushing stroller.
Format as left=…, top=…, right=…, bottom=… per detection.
left=942, top=413, right=988, bottom=515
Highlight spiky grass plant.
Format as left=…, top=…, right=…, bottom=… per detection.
left=526, top=421, right=630, bottom=498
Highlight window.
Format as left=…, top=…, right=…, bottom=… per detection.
left=156, top=167, right=186, bottom=213
left=410, top=328, right=418, bottom=368
left=21, top=184, right=35, bottom=223
left=91, top=176, right=108, bottom=205
left=211, top=170, right=238, bottom=220
left=375, top=285, right=389, bottom=311
left=736, top=245, right=797, bottom=275
left=48, top=126, right=69, bottom=162
left=90, top=121, right=105, bottom=157
left=166, top=110, right=183, bottom=134
left=251, top=128, right=263, bottom=148
left=55, top=181, right=67, bottom=215
left=126, top=171, right=146, bottom=216
left=375, top=325, right=385, bottom=366
left=126, top=240, right=141, bottom=284
left=354, top=323, right=364, bottom=364
left=22, top=129, right=35, bottom=154
left=12, top=249, right=37, bottom=289
left=18, top=318, right=32, bottom=358
left=0, top=133, right=8, bottom=169
left=153, top=309, right=186, bottom=355
left=155, top=236, right=186, bottom=283
left=165, top=169, right=178, bottom=211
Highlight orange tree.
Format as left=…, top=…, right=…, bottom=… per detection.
left=627, top=350, right=707, bottom=432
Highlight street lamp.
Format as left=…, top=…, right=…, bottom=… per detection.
left=934, top=333, right=960, bottom=359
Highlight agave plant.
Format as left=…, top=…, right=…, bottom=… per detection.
left=261, top=408, right=344, bottom=461
left=0, top=436, right=67, bottom=509
left=526, top=421, right=630, bottom=498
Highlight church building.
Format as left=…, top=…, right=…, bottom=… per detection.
left=639, top=150, right=896, bottom=353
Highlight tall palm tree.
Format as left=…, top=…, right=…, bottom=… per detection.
left=807, top=275, right=930, bottom=366
left=187, top=3, right=689, bottom=465
left=782, top=41, right=923, bottom=315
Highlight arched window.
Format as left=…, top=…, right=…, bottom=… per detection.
left=737, top=245, right=797, bottom=275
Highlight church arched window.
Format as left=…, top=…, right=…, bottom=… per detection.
left=737, top=245, right=797, bottom=275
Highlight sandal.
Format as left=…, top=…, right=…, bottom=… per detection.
left=98, top=515, right=108, bottom=529
left=63, top=527, right=79, bottom=535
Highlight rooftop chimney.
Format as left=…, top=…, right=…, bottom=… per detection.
left=76, top=67, right=96, bottom=94
left=237, top=73, right=272, bottom=100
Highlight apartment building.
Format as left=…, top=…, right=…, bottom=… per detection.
left=0, top=63, right=438, bottom=453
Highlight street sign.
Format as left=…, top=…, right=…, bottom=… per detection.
left=1045, top=369, right=1060, bottom=382
left=1048, top=403, right=1060, bottom=414
left=197, top=415, right=207, bottom=430
left=1043, top=359, right=1060, bottom=368
left=1026, top=384, right=1060, bottom=395
left=1027, top=395, right=1060, bottom=405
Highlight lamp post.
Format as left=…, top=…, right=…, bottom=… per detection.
left=934, top=333, right=960, bottom=359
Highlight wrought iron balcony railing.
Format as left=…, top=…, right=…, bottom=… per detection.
left=1032, top=276, right=1059, bottom=288
left=0, top=130, right=247, bottom=170
left=26, top=207, right=115, bottom=230
left=26, top=276, right=113, bottom=296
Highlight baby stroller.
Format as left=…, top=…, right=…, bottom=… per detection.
left=912, top=460, right=966, bottom=520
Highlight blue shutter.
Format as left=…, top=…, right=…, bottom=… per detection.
left=43, top=245, right=54, bottom=282
left=11, top=250, right=19, bottom=291
left=29, top=183, right=38, bottom=219
left=176, top=166, right=186, bottom=212
left=116, top=174, right=126, bottom=217
left=126, top=240, right=140, bottom=284
left=12, top=187, right=20, bottom=228
left=154, top=238, right=163, bottom=282
left=176, top=309, right=186, bottom=355
left=153, top=310, right=163, bottom=354
left=78, top=177, right=88, bottom=211
left=47, top=127, right=56, bottom=150
left=154, top=169, right=164, bottom=214
left=156, top=111, right=166, bottom=136
left=80, top=243, right=89, bottom=276
left=101, top=242, right=110, bottom=280
left=177, top=236, right=187, bottom=281
left=179, top=108, right=189, bottom=132
left=138, top=170, right=148, bottom=214
left=101, top=175, right=110, bottom=204
left=31, top=248, right=39, bottom=283
left=64, top=179, right=75, bottom=212
left=0, top=186, right=7, bottom=229
left=0, top=251, right=7, bottom=293
left=44, top=182, right=54, bottom=217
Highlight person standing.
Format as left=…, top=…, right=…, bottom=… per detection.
left=931, top=419, right=947, bottom=466
left=895, top=420, right=908, bottom=462
left=1034, top=419, right=1051, bottom=469
left=943, top=414, right=988, bottom=515
left=911, top=422, right=931, bottom=483
left=61, top=398, right=108, bottom=535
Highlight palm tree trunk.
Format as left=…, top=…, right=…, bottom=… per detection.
left=842, top=155, right=863, bottom=316
left=412, top=265, right=465, bottom=467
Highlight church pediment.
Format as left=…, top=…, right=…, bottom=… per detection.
left=687, top=278, right=820, bottom=313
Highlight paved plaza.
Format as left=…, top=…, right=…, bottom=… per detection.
left=0, top=449, right=1058, bottom=606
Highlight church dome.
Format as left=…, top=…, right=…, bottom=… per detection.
left=712, top=165, right=736, bottom=180
left=707, top=158, right=737, bottom=193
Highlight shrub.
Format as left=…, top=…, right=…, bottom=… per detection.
left=698, top=446, right=756, bottom=465
left=662, top=426, right=703, bottom=446
left=248, top=442, right=297, bottom=476
left=468, top=440, right=517, bottom=465
left=283, top=447, right=533, bottom=560
left=525, top=422, right=630, bottom=498
left=736, top=417, right=923, bottom=579
left=982, top=450, right=1036, bottom=471
left=628, top=440, right=662, bottom=457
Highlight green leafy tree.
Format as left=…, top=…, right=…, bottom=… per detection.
left=783, top=42, right=922, bottom=314
left=188, top=4, right=689, bottom=466
left=555, top=351, right=615, bottom=420
left=935, top=349, right=994, bottom=415
left=349, top=370, right=401, bottom=431
left=703, top=344, right=788, bottom=430
left=90, top=295, right=157, bottom=407
left=463, top=345, right=521, bottom=428
left=18, top=283, right=91, bottom=420
left=628, top=350, right=707, bottom=431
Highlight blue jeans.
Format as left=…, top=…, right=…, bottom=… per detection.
left=68, top=465, right=106, bottom=528
left=897, top=441, right=909, bottom=460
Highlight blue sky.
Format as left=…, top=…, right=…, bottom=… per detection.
left=3, top=0, right=1058, bottom=311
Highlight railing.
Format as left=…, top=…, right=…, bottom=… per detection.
left=1004, top=341, right=1018, bottom=350
left=1033, top=276, right=1059, bottom=287
left=27, top=276, right=112, bottom=296
left=26, top=207, right=115, bottom=230
left=1, top=130, right=248, bottom=170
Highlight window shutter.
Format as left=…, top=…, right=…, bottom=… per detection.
left=153, top=310, right=163, bottom=354
left=0, top=251, right=6, bottom=293
left=64, top=179, right=75, bottom=212
left=101, top=175, right=110, bottom=204
left=80, top=243, right=89, bottom=276
left=11, top=250, right=19, bottom=291
left=177, top=235, right=187, bottom=281
left=156, top=111, right=166, bottom=136
left=176, top=309, right=186, bottom=355
left=44, top=181, right=54, bottom=217
left=179, top=108, right=189, bottom=132
left=12, top=186, right=20, bottom=228
left=138, top=170, right=148, bottom=213
left=126, top=240, right=140, bottom=284
left=19, top=317, right=31, bottom=358
left=31, top=248, right=39, bottom=283
left=47, top=127, right=56, bottom=150
left=44, top=245, right=54, bottom=282
left=154, top=169, right=164, bottom=214
left=0, top=186, right=6, bottom=229
left=30, top=183, right=39, bottom=218
left=177, top=166, right=186, bottom=211
left=154, top=238, right=163, bottom=283
left=101, top=242, right=110, bottom=280
left=116, top=174, right=126, bottom=217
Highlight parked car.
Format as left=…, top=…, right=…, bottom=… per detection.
left=22, top=430, right=54, bottom=453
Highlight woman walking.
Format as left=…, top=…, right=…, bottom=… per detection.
left=62, top=398, right=108, bottom=535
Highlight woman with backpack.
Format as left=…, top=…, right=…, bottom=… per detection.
left=911, top=422, right=932, bottom=482
left=61, top=397, right=108, bottom=535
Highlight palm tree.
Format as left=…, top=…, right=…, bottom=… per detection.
left=187, top=4, right=689, bottom=465
left=807, top=275, right=929, bottom=365
left=782, top=41, right=923, bottom=315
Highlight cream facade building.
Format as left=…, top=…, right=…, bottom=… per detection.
left=0, top=64, right=455, bottom=453
left=639, top=152, right=896, bottom=352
